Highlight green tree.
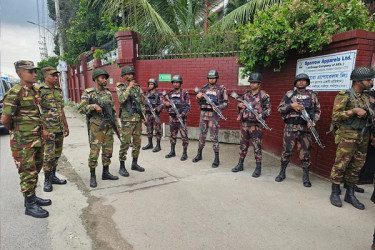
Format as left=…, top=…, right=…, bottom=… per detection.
left=238, top=0, right=375, bottom=74
left=64, top=0, right=122, bottom=64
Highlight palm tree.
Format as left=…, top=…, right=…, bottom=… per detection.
left=213, top=0, right=282, bottom=31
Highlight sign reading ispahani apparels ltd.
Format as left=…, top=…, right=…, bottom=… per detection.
left=296, top=50, right=357, bottom=91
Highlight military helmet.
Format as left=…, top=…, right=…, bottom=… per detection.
left=121, top=65, right=135, bottom=76
left=248, top=72, right=263, bottom=83
left=92, top=68, right=109, bottom=81
left=350, top=66, right=375, bottom=81
left=171, top=75, right=183, bottom=84
left=148, top=78, right=158, bottom=88
left=207, top=70, right=219, bottom=79
left=294, top=73, right=310, bottom=86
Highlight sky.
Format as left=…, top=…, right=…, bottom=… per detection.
left=0, top=0, right=55, bottom=80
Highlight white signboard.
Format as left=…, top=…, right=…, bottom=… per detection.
left=238, top=67, right=249, bottom=86
left=58, top=60, right=68, bottom=72
left=296, top=50, right=357, bottom=91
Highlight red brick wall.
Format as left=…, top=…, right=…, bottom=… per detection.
left=67, top=29, right=375, bottom=178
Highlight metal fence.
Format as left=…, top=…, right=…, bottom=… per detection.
left=138, top=32, right=241, bottom=60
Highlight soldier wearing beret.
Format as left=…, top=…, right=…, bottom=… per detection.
left=38, top=67, right=69, bottom=192
left=1, top=60, right=51, bottom=218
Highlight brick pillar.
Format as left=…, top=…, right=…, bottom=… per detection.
left=115, top=30, right=138, bottom=66
left=80, top=54, right=89, bottom=89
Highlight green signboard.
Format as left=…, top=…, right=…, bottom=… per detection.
left=109, top=78, right=114, bottom=85
left=159, top=74, right=171, bottom=82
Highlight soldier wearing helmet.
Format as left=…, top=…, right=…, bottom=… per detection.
left=192, top=69, right=228, bottom=168
left=329, top=66, right=375, bottom=210
left=78, top=68, right=120, bottom=188
left=275, top=73, right=321, bottom=188
left=164, top=75, right=191, bottom=161
left=142, top=78, right=165, bottom=152
left=116, top=65, right=146, bottom=176
left=231, top=72, right=271, bottom=177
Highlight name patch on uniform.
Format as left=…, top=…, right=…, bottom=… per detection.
left=47, top=94, right=54, bottom=98
left=23, top=96, right=34, bottom=100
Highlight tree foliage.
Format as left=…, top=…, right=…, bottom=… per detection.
left=63, top=0, right=122, bottom=64
left=238, top=0, right=375, bottom=74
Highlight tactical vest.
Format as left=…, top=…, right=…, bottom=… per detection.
left=341, top=89, right=371, bottom=130
left=199, top=84, right=222, bottom=110
left=240, top=90, right=265, bottom=121
left=168, top=89, right=185, bottom=115
left=145, top=90, right=160, bottom=111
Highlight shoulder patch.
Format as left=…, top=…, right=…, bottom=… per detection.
left=286, top=90, right=294, bottom=98
left=116, top=82, right=124, bottom=87
left=86, top=87, right=95, bottom=93
left=10, top=84, right=22, bottom=93
left=338, top=90, right=348, bottom=95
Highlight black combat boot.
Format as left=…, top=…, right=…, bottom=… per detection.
left=212, top=152, right=220, bottom=168
left=102, top=166, right=119, bottom=180
left=25, top=195, right=49, bottom=218
left=142, top=137, right=153, bottom=150
left=192, top=148, right=203, bottom=163
left=275, top=162, right=288, bottom=182
left=344, top=181, right=364, bottom=193
left=131, top=158, right=145, bottom=172
left=43, top=172, right=53, bottom=192
left=232, top=158, right=244, bottom=172
left=302, top=168, right=312, bottom=187
left=119, top=161, right=129, bottom=177
left=50, top=167, right=67, bottom=185
left=180, top=147, right=188, bottom=161
left=252, top=162, right=261, bottom=178
left=344, top=185, right=365, bottom=210
left=330, top=183, right=342, bottom=207
left=90, top=169, right=97, bottom=188
left=371, top=185, right=375, bottom=203
left=24, top=195, right=52, bottom=207
left=165, top=144, right=176, bottom=158
left=153, top=140, right=161, bottom=152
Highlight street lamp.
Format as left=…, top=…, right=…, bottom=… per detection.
left=26, top=21, right=55, bottom=36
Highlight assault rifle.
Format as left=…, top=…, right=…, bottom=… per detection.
left=97, top=100, right=122, bottom=143
left=194, top=86, right=227, bottom=120
left=142, top=93, right=160, bottom=123
left=290, top=96, right=325, bottom=149
left=360, top=108, right=374, bottom=137
left=162, top=90, right=187, bottom=131
left=127, top=94, right=145, bottom=120
left=230, top=91, right=272, bottom=131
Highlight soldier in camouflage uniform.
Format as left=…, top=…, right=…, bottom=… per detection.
left=38, top=67, right=69, bottom=192
left=193, top=70, right=228, bottom=168
left=116, top=65, right=146, bottom=176
left=78, top=68, right=119, bottom=188
left=142, top=78, right=164, bottom=153
left=231, top=73, right=271, bottom=177
left=329, top=66, right=375, bottom=210
left=275, top=73, right=321, bottom=187
left=1, top=60, right=51, bottom=218
left=164, top=75, right=191, bottom=161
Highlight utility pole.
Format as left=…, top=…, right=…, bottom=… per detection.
left=55, top=0, right=69, bottom=103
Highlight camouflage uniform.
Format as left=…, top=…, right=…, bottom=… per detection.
left=238, top=90, right=271, bottom=162
left=116, top=82, right=145, bottom=160
left=37, top=83, right=65, bottom=172
left=330, top=88, right=374, bottom=185
left=196, top=84, right=228, bottom=152
left=78, top=87, right=119, bottom=168
left=278, top=89, right=321, bottom=169
left=166, top=89, right=191, bottom=148
left=144, top=89, right=164, bottom=141
left=2, top=84, right=42, bottom=197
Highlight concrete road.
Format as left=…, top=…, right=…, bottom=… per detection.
left=1, top=107, right=374, bottom=250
